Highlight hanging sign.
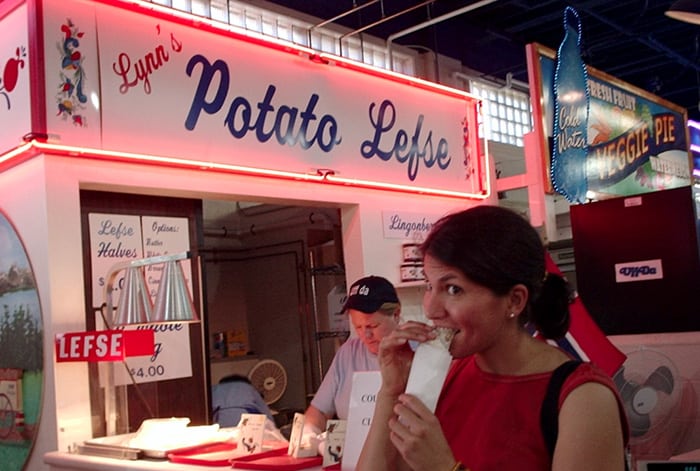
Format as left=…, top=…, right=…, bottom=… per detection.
left=381, top=211, right=438, bottom=241
left=55, top=329, right=154, bottom=362
left=527, top=39, right=690, bottom=198
left=41, top=0, right=488, bottom=199
left=551, top=7, right=589, bottom=203
left=0, top=3, right=32, bottom=156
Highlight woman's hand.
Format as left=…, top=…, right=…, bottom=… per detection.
left=376, top=322, right=436, bottom=397
left=389, top=393, right=456, bottom=471
left=357, top=322, right=441, bottom=471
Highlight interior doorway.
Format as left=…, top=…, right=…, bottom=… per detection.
left=201, top=200, right=347, bottom=419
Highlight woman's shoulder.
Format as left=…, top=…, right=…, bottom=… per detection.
left=560, top=361, right=630, bottom=444
left=559, top=362, right=625, bottom=412
left=564, top=361, right=617, bottom=388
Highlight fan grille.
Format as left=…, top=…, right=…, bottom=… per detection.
left=614, top=348, right=680, bottom=443
left=248, top=359, right=287, bottom=405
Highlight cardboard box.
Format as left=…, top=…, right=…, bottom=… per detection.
left=226, top=330, right=248, bottom=357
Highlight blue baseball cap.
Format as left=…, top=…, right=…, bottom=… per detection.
left=342, top=276, right=399, bottom=314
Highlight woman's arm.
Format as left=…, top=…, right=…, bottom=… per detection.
left=357, top=322, right=437, bottom=471
left=554, top=382, right=626, bottom=471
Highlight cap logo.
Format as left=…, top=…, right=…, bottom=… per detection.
left=358, top=285, right=370, bottom=296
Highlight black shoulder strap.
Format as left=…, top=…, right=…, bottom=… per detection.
left=540, top=360, right=582, bottom=459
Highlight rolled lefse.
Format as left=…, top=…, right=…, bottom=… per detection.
left=404, top=327, right=457, bottom=412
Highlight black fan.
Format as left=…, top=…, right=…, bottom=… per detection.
left=614, top=354, right=677, bottom=439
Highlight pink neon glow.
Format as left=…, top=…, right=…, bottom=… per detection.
left=0, top=141, right=490, bottom=199
left=0, top=0, right=490, bottom=200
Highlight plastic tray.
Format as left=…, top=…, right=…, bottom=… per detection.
left=231, top=447, right=323, bottom=470
left=168, top=441, right=290, bottom=467
left=168, top=442, right=240, bottom=466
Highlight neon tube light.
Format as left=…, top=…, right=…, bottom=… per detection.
left=0, top=141, right=34, bottom=165
left=29, top=141, right=327, bottom=182
left=325, top=173, right=490, bottom=199
left=0, top=140, right=489, bottom=199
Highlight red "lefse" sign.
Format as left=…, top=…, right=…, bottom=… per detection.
left=55, top=330, right=155, bottom=362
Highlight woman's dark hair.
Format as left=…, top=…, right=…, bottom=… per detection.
left=420, top=205, right=570, bottom=339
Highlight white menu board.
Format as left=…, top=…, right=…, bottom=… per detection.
left=141, top=216, right=192, bottom=298
left=89, top=213, right=144, bottom=309
left=90, top=213, right=195, bottom=385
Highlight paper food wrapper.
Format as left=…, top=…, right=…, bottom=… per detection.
left=404, top=328, right=455, bottom=412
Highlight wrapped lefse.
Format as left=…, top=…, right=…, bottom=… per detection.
left=404, top=327, right=457, bottom=412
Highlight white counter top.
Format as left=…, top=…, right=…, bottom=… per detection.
left=45, top=451, right=223, bottom=471
left=44, top=451, right=326, bottom=471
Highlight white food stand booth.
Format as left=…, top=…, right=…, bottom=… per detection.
left=0, top=0, right=496, bottom=469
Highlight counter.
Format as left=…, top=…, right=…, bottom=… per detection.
left=45, top=451, right=223, bottom=471
left=44, top=451, right=325, bottom=471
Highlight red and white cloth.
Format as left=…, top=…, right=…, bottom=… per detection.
left=544, top=252, right=626, bottom=377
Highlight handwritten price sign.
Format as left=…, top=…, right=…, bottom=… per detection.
left=113, top=323, right=192, bottom=386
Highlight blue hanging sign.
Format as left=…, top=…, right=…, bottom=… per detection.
left=551, top=7, right=589, bottom=203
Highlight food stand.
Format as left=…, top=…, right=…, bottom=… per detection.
left=0, top=0, right=492, bottom=469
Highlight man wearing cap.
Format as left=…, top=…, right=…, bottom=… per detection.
left=303, top=275, right=401, bottom=434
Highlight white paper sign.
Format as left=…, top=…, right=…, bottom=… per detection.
left=342, top=371, right=382, bottom=471
left=287, top=412, right=317, bottom=458
left=323, top=419, right=346, bottom=468
left=327, top=285, right=348, bottom=332
left=140, top=216, right=192, bottom=298
left=238, top=413, right=266, bottom=454
left=381, top=211, right=439, bottom=241
left=88, top=213, right=144, bottom=309
left=113, top=323, right=192, bottom=386
left=91, top=213, right=194, bottom=387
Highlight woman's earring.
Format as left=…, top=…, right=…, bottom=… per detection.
left=508, top=312, right=516, bottom=318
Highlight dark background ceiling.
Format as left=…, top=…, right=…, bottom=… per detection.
left=262, top=0, right=700, bottom=121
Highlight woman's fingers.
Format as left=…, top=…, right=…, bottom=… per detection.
left=385, top=322, right=436, bottom=346
left=397, top=393, right=433, bottom=420
left=392, top=395, right=432, bottom=435
left=378, top=322, right=436, bottom=356
left=389, top=394, right=456, bottom=471
left=388, top=396, right=433, bottom=461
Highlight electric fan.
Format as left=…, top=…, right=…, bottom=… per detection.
left=248, top=359, right=288, bottom=405
left=613, top=348, right=680, bottom=442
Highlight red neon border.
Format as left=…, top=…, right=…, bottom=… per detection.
left=3, top=0, right=490, bottom=200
